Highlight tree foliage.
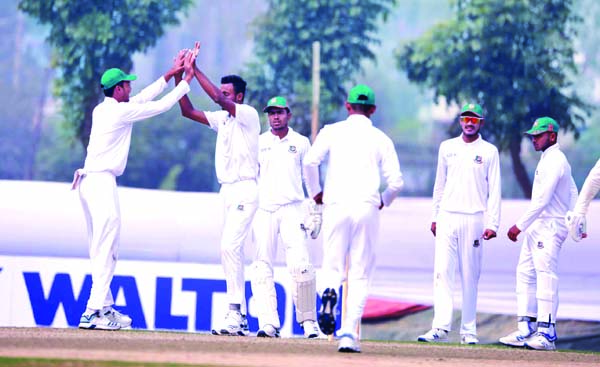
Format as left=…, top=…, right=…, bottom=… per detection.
left=18, top=0, right=192, bottom=149
left=396, top=0, right=591, bottom=197
left=245, top=0, right=396, bottom=137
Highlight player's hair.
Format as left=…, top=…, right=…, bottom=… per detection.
left=221, top=75, right=247, bottom=101
left=103, top=81, right=126, bottom=97
left=349, top=103, right=375, bottom=114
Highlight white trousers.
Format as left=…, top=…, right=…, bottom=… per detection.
left=516, top=218, right=566, bottom=324
left=78, top=172, right=120, bottom=311
left=219, top=180, right=258, bottom=313
left=251, top=201, right=314, bottom=328
left=320, top=203, right=379, bottom=339
left=432, top=211, right=483, bottom=335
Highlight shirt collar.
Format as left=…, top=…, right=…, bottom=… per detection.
left=542, top=143, right=560, bottom=159
left=459, top=133, right=482, bottom=145
left=103, top=97, right=119, bottom=104
left=346, top=114, right=373, bottom=125
left=269, top=126, right=294, bottom=141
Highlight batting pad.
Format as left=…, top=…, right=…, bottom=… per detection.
left=250, top=261, right=280, bottom=328
left=291, top=264, right=317, bottom=323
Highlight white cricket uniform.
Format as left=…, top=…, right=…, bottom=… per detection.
left=251, top=128, right=321, bottom=328
left=430, top=134, right=501, bottom=335
left=514, top=143, right=577, bottom=325
left=304, top=114, right=404, bottom=339
left=204, top=103, right=260, bottom=311
left=76, top=77, right=191, bottom=311
left=573, top=158, right=600, bottom=215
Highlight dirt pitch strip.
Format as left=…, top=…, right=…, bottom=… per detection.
left=1, top=328, right=599, bottom=367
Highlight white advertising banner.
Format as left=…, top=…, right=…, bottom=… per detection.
left=0, top=255, right=313, bottom=337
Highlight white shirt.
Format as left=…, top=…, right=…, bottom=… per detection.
left=516, top=144, right=578, bottom=231
left=432, top=134, right=501, bottom=231
left=83, top=77, right=190, bottom=176
left=303, top=114, right=404, bottom=207
left=573, top=158, right=600, bottom=215
left=204, top=103, right=260, bottom=184
left=257, top=128, right=321, bottom=211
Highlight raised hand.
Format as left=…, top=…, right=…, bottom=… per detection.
left=165, top=49, right=187, bottom=82
left=183, top=49, right=196, bottom=83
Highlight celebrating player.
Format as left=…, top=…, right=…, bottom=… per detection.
left=73, top=51, right=196, bottom=330
left=418, top=103, right=501, bottom=345
left=175, top=43, right=260, bottom=336
left=500, top=117, right=578, bottom=350
left=565, top=158, right=600, bottom=241
left=303, top=84, right=404, bottom=353
left=250, top=96, right=322, bottom=338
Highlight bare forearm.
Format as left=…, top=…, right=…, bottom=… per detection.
left=194, top=66, right=222, bottom=103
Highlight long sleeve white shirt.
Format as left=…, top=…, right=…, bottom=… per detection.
left=257, top=128, right=321, bottom=212
left=83, top=77, right=190, bottom=176
left=573, top=158, right=600, bottom=215
left=303, top=114, right=404, bottom=207
left=516, top=143, right=578, bottom=231
left=431, top=134, right=501, bottom=232
left=204, top=103, right=260, bottom=184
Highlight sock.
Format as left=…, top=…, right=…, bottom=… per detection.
left=517, top=316, right=536, bottom=336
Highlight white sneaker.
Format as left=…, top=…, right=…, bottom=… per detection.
left=104, top=307, right=132, bottom=328
left=499, top=329, right=534, bottom=347
left=78, top=311, right=121, bottom=330
left=417, top=328, right=449, bottom=343
left=302, top=320, right=320, bottom=339
left=338, top=334, right=361, bottom=353
left=461, top=334, right=479, bottom=345
left=524, top=332, right=557, bottom=351
left=211, top=310, right=249, bottom=336
left=257, top=324, right=280, bottom=338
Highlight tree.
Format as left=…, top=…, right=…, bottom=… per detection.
left=18, top=0, right=193, bottom=150
left=244, top=0, right=396, bottom=137
left=396, top=0, right=591, bottom=197
left=0, top=0, right=50, bottom=180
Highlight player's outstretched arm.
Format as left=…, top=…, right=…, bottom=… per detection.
left=174, top=49, right=209, bottom=126
left=191, top=42, right=237, bottom=117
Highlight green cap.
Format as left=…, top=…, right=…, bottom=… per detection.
left=347, top=84, right=375, bottom=105
left=524, top=117, right=560, bottom=135
left=263, top=96, right=290, bottom=112
left=100, top=68, right=137, bottom=90
left=460, top=103, right=483, bottom=118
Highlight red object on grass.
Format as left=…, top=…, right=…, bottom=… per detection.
left=362, top=297, right=431, bottom=321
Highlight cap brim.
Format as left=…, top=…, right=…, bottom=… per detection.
left=524, top=129, right=543, bottom=135
left=263, top=106, right=289, bottom=113
left=123, top=74, right=137, bottom=82
left=460, top=111, right=482, bottom=118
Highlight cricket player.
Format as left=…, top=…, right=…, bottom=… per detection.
left=73, top=51, right=195, bottom=330
left=565, top=158, right=600, bottom=241
left=250, top=96, right=322, bottom=338
left=175, top=43, right=259, bottom=336
left=304, top=84, right=404, bottom=353
left=500, top=117, right=578, bottom=351
left=418, top=103, right=501, bottom=345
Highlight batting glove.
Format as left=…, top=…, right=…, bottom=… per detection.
left=565, top=210, right=587, bottom=242
left=304, top=201, right=323, bottom=239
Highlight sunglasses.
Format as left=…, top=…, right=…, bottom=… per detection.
left=460, top=116, right=483, bottom=124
